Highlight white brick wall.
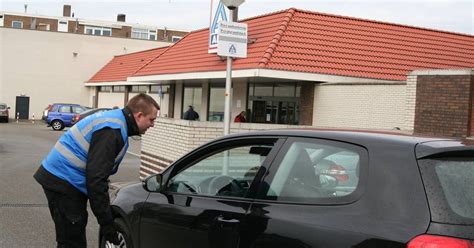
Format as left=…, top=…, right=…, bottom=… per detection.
left=403, top=75, right=417, bottom=131
left=313, top=83, right=406, bottom=130
left=140, top=118, right=306, bottom=179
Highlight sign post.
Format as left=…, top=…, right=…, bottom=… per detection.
left=211, top=0, right=246, bottom=135
left=217, top=16, right=247, bottom=135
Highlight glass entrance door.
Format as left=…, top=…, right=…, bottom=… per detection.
left=249, top=99, right=299, bottom=125
left=248, top=82, right=301, bottom=125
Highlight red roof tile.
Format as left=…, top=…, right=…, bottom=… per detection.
left=88, top=46, right=168, bottom=83
left=129, top=8, right=474, bottom=81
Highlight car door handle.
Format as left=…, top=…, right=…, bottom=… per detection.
left=216, top=216, right=240, bottom=224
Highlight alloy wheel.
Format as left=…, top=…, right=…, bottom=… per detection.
left=105, top=232, right=127, bottom=248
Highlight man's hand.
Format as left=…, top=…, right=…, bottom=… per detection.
left=101, top=223, right=120, bottom=245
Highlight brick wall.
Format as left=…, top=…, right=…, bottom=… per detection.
left=112, top=26, right=131, bottom=38
left=414, top=73, right=473, bottom=137
left=4, top=15, right=58, bottom=31
left=472, top=75, right=474, bottom=136
left=139, top=118, right=308, bottom=179
left=300, top=83, right=314, bottom=125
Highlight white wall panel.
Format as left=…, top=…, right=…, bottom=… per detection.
left=98, top=92, right=124, bottom=108
left=0, top=28, right=169, bottom=119
left=313, top=84, right=406, bottom=130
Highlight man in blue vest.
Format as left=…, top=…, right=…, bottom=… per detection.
left=34, top=93, right=159, bottom=247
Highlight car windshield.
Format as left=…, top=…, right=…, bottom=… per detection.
left=0, top=104, right=6, bottom=110
left=418, top=156, right=474, bottom=224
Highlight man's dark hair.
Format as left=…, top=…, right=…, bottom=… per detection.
left=126, top=93, right=160, bottom=115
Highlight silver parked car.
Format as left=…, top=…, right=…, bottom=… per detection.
left=0, top=103, right=10, bottom=123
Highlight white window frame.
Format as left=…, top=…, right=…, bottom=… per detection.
left=84, top=26, right=112, bottom=36
left=58, top=19, right=68, bottom=32
left=38, top=23, right=51, bottom=31
left=131, top=28, right=157, bottom=40
left=12, top=21, right=23, bottom=29
left=172, top=36, right=182, bottom=42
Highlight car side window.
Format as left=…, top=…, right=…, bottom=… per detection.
left=58, top=106, right=71, bottom=113
left=72, top=106, right=84, bottom=114
left=260, top=139, right=364, bottom=203
left=167, top=144, right=274, bottom=198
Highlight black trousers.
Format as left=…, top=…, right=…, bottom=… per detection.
left=43, top=187, right=89, bottom=248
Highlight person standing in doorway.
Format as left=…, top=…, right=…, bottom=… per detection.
left=234, top=111, right=246, bottom=122
left=183, top=105, right=199, bottom=120
left=34, top=93, right=159, bottom=247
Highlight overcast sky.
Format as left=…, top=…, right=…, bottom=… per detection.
left=1, top=0, right=473, bottom=34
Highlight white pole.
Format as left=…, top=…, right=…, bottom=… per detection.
left=223, top=10, right=233, bottom=136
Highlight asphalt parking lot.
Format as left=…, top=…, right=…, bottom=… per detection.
left=0, top=121, right=142, bottom=247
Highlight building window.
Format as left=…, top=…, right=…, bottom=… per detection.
left=102, top=29, right=111, bottom=36
left=99, top=86, right=112, bottom=92
left=113, top=86, right=125, bottom=92
left=85, top=26, right=112, bottom=36
left=208, top=83, right=225, bottom=122
left=38, top=23, right=50, bottom=31
left=182, top=84, right=202, bottom=119
left=131, top=85, right=149, bottom=93
left=150, top=85, right=169, bottom=95
left=172, top=36, right=182, bottom=42
left=12, top=21, right=23, bottom=29
left=132, top=28, right=157, bottom=40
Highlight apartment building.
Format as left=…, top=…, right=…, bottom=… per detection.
left=0, top=4, right=188, bottom=42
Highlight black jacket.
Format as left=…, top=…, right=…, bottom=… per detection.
left=34, top=106, right=139, bottom=226
left=183, top=109, right=199, bottom=120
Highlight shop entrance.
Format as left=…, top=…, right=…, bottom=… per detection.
left=249, top=98, right=299, bottom=125
left=247, top=82, right=301, bottom=125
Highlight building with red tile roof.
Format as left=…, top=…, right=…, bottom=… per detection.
left=87, top=8, right=473, bottom=132
left=127, top=8, right=473, bottom=82
left=88, top=46, right=168, bottom=84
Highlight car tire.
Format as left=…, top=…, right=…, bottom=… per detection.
left=51, top=120, right=64, bottom=131
left=100, top=218, right=133, bottom=248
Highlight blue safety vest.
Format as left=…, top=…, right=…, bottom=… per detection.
left=42, top=109, right=129, bottom=195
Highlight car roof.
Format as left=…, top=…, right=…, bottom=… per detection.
left=219, top=128, right=458, bottom=147
left=52, top=103, right=82, bottom=106
left=79, top=108, right=111, bottom=115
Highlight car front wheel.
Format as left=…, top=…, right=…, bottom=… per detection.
left=100, top=218, right=133, bottom=248
left=51, top=120, right=64, bottom=131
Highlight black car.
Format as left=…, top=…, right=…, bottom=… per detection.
left=71, top=107, right=112, bottom=125
left=103, top=130, right=474, bottom=248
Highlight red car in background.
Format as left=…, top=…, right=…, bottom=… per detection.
left=71, top=107, right=112, bottom=125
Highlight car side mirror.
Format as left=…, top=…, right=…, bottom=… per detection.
left=142, top=174, right=163, bottom=192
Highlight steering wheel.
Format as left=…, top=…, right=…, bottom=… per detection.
left=207, top=175, right=244, bottom=196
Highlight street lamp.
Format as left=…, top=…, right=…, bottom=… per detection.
left=221, top=0, right=245, bottom=135
left=221, top=0, right=245, bottom=9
